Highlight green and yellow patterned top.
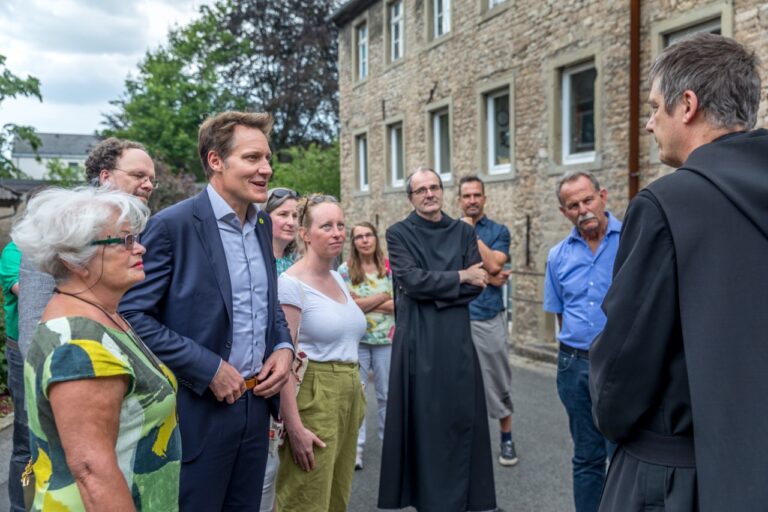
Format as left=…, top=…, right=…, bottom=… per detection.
left=24, top=316, right=181, bottom=511
left=338, top=262, right=395, bottom=346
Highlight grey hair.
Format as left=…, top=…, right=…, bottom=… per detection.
left=405, top=166, right=443, bottom=195
left=556, top=171, right=601, bottom=205
left=12, top=187, right=150, bottom=281
left=650, top=33, right=761, bottom=130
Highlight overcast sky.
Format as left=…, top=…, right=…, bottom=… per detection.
left=0, top=0, right=211, bottom=135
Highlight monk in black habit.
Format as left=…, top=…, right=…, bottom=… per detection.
left=378, top=168, right=497, bottom=512
left=590, top=33, right=768, bottom=512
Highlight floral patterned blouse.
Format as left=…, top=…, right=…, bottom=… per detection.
left=338, top=262, right=395, bottom=346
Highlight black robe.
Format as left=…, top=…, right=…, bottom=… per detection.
left=378, top=211, right=496, bottom=512
left=590, top=129, right=768, bottom=512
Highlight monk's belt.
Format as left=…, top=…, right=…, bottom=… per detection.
left=622, top=430, right=696, bottom=467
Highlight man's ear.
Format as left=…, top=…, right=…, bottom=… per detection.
left=207, top=151, right=224, bottom=174
left=681, top=90, right=700, bottom=124
left=99, top=169, right=112, bottom=185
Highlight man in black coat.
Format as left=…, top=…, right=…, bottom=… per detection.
left=590, top=33, right=768, bottom=512
left=378, top=167, right=497, bottom=512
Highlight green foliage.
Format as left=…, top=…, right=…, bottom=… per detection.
left=45, top=158, right=85, bottom=186
left=271, top=140, right=340, bottom=198
left=0, top=54, right=42, bottom=178
left=147, top=161, right=199, bottom=212
left=103, top=0, right=339, bottom=180
left=102, top=6, right=250, bottom=179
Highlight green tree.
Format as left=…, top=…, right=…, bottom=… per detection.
left=271, top=140, right=340, bottom=198
left=103, top=11, right=246, bottom=179
left=0, top=54, right=42, bottom=178
left=103, top=0, right=339, bottom=179
left=45, top=158, right=84, bottom=186
left=147, top=161, right=199, bottom=212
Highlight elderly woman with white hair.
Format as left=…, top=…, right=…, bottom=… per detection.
left=12, top=187, right=180, bottom=511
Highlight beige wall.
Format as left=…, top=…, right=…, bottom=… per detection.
left=336, top=0, right=768, bottom=354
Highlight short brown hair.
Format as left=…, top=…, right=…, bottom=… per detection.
left=198, top=111, right=274, bottom=179
left=85, top=137, right=146, bottom=185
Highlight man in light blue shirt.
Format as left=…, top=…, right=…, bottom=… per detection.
left=121, top=112, right=294, bottom=511
left=543, top=171, right=620, bottom=512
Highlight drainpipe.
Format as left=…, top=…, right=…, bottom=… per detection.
left=628, top=0, right=641, bottom=200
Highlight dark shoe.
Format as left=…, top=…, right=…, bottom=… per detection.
left=499, top=441, right=518, bottom=466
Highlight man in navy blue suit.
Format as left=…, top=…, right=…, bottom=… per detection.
left=120, top=111, right=294, bottom=511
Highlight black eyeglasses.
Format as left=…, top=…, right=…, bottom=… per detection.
left=90, top=233, right=141, bottom=250
left=299, top=194, right=339, bottom=225
left=268, top=188, right=300, bottom=201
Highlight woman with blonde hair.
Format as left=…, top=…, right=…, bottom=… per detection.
left=276, top=194, right=367, bottom=512
left=338, top=222, right=394, bottom=470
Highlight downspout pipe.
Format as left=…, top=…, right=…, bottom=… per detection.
left=629, top=0, right=641, bottom=200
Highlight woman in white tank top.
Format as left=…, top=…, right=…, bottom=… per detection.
left=275, top=195, right=367, bottom=512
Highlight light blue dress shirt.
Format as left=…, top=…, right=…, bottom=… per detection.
left=543, top=212, right=622, bottom=350
left=207, top=185, right=291, bottom=377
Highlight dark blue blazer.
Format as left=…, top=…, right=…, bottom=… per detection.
left=120, top=190, right=292, bottom=461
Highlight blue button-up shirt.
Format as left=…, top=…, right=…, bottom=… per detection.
left=469, top=216, right=511, bottom=321
left=207, top=185, right=291, bottom=377
left=543, top=212, right=622, bottom=350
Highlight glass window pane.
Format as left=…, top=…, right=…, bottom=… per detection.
left=395, top=126, right=404, bottom=181
left=440, top=114, right=450, bottom=174
left=664, top=18, right=721, bottom=47
left=357, top=136, right=367, bottom=189
left=492, top=93, right=510, bottom=166
left=357, top=24, right=368, bottom=79
left=569, top=67, right=596, bottom=153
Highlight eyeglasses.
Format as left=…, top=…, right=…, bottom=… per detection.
left=410, top=184, right=442, bottom=196
left=268, top=188, right=300, bottom=201
left=299, top=194, right=339, bottom=225
left=113, top=168, right=159, bottom=189
left=90, top=233, right=141, bottom=250
left=352, top=233, right=375, bottom=242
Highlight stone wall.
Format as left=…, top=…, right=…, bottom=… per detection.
left=336, top=0, right=768, bottom=354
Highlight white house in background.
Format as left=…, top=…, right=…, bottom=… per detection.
left=11, top=133, right=100, bottom=179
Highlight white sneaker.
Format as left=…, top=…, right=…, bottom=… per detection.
left=355, top=451, right=363, bottom=470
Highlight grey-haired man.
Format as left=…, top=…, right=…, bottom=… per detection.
left=591, top=33, right=768, bottom=511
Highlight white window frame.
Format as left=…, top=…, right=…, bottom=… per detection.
left=389, top=0, right=404, bottom=62
left=355, top=133, right=368, bottom=192
left=561, top=61, right=596, bottom=165
left=356, top=23, right=368, bottom=81
left=488, top=0, right=504, bottom=8
left=431, top=108, right=452, bottom=179
left=433, top=0, right=451, bottom=39
left=485, top=89, right=511, bottom=175
left=664, top=18, right=721, bottom=47
left=388, top=123, right=405, bottom=187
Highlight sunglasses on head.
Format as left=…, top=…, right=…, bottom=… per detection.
left=268, top=188, right=300, bottom=201
left=299, top=194, right=339, bottom=225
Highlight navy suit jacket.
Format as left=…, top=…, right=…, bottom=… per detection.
left=120, top=190, right=292, bottom=461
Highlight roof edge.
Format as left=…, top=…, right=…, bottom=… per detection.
left=330, top=0, right=379, bottom=26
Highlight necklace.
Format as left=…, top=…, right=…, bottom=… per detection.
left=54, top=288, right=166, bottom=374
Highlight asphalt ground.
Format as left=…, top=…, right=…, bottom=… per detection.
left=349, top=355, right=574, bottom=512
left=0, top=355, right=574, bottom=512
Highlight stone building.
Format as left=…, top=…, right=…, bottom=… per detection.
left=331, top=0, right=768, bottom=358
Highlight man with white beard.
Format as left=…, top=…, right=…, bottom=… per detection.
left=543, top=171, right=619, bottom=512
